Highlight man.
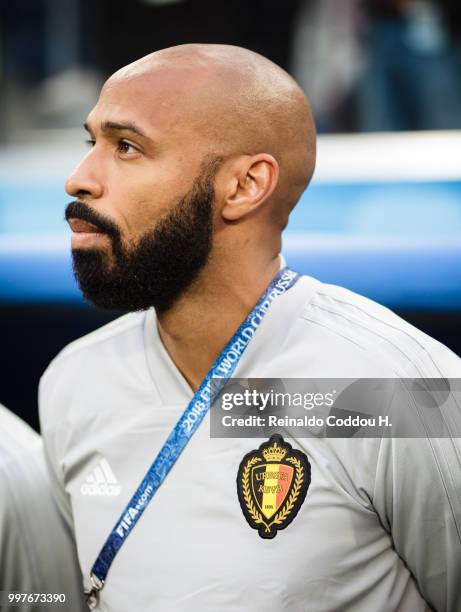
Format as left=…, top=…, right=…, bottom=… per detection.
left=0, top=404, right=87, bottom=611
left=39, top=44, right=461, bottom=611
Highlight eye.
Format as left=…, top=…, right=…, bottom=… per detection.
left=117, top=140, right=139, bottom=155
left=85, top=139, right=96, bottom=147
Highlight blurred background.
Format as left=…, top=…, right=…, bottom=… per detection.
left=0, top=0, right=460, bottom=429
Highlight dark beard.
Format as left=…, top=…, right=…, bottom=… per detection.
left=66, top=159, right=220, bottom=313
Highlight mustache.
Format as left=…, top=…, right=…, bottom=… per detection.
left=65, top=201, right=120, bottom=239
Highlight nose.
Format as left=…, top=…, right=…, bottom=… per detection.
left=65, top=151, right=104, bottom=199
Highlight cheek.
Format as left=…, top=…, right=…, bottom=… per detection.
left=104, top=159, right=197, bottom=238
left=102, top=175, right=156, bottom=237
left=116, top=193, right=171, bottom=245
left=127, top=195, right=153, bottom=227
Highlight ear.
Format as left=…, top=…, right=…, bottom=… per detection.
left=221, top=154, right=279, bottom=222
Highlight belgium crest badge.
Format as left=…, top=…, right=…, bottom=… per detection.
left=237, top=434, right=311, bottom=539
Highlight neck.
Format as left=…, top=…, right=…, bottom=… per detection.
left=156, top=253, right=281, bottom=392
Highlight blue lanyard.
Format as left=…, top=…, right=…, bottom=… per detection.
left=85, top=267, right=300, bottom=606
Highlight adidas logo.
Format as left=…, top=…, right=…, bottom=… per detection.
left=80, top=458, right=121, bottom=496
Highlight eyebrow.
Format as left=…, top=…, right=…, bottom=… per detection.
left=84, top=120, right=149, bottom=140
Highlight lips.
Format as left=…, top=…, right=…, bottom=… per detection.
left=68, top=218, right=104, bottom=234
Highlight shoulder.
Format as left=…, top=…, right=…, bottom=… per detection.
left=296, top=275, right=461, bottom=376
left=41, top=311, right=146, bottom=376
left=0, top=405, right=42, bottom=500
left=49, top=310, right=146, bottom=364
left=0, top=404, right=47, bottom=520
left=39, top=311, right=149, bottom=419
left=0, top=403, right=40, bottom=454
left=0, top=405, right=86, bottom=604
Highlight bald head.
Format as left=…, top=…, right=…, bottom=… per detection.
left=66, top=44, right=316, bottom=312
left=108, top=44, right=316, bottom=217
